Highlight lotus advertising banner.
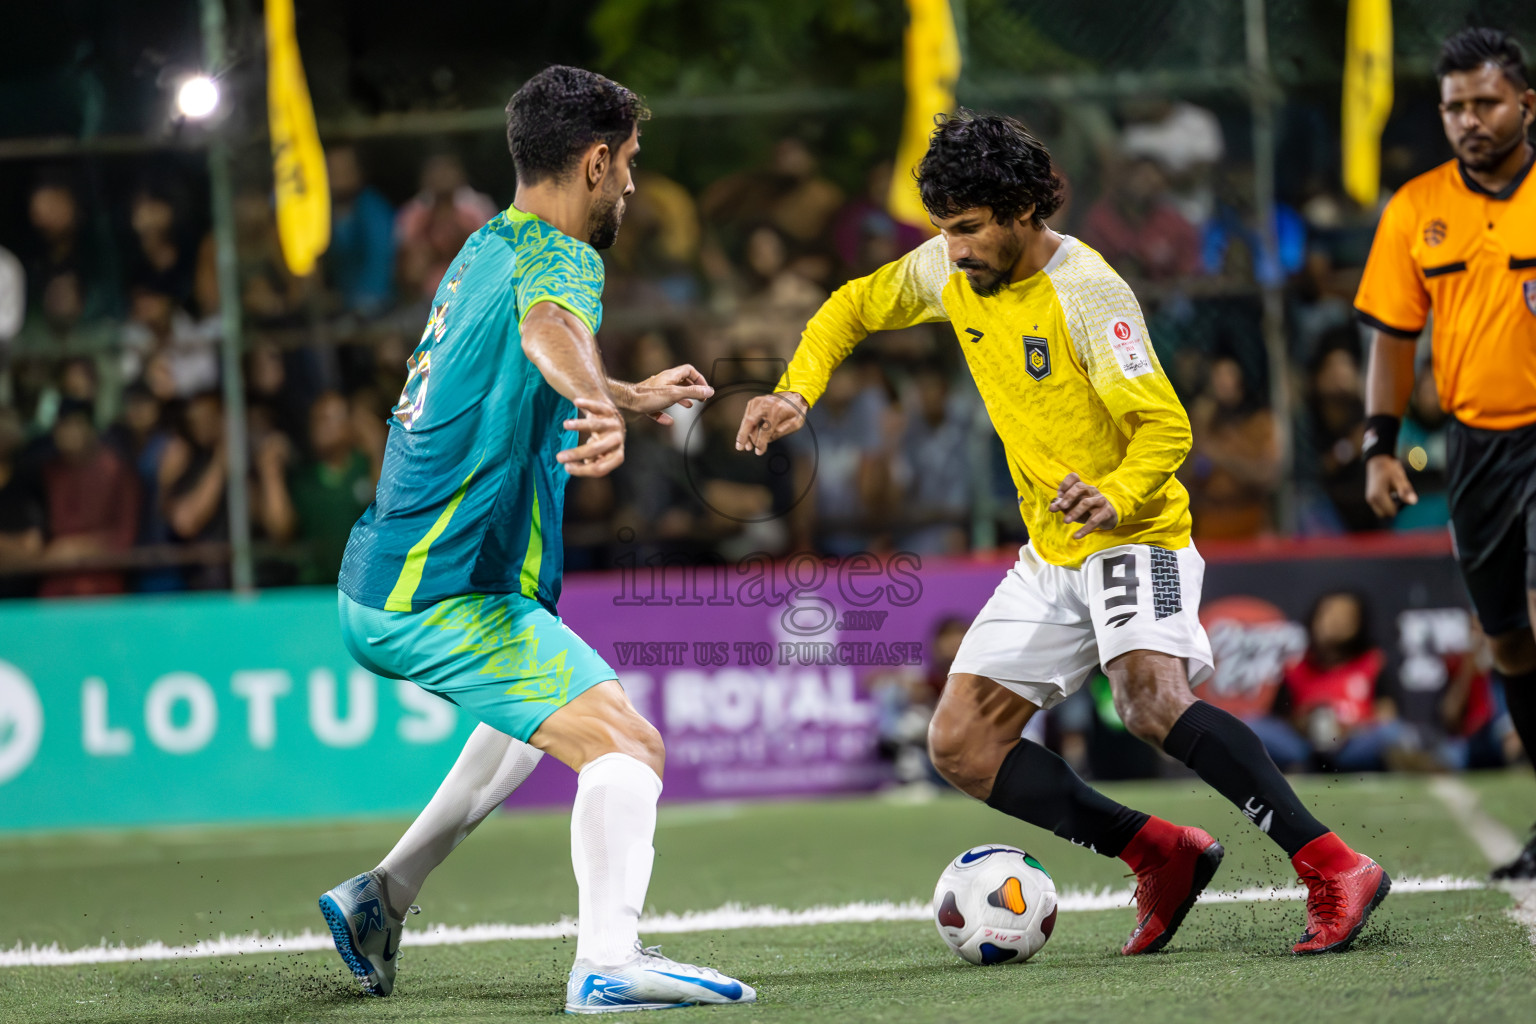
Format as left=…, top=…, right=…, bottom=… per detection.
left=0, top=590, right=478, bottom=831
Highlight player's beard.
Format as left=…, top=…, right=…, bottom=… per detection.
left=587, top=193, right=624, bottom=250
left=1455, top=120, right=1528, bottom=172
left=956, top=230, right=1025, bottom=297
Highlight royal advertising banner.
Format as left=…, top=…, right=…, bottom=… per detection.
left=0, top=534, right=1468, bottom=831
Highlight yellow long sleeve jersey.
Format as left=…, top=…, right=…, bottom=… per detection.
left=776, top=234, right=1193, bottom=568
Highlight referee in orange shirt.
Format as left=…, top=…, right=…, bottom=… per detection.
left=1356, top=28, right=1536, bottom=879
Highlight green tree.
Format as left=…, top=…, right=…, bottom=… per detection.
left=590, top=0, right=903, bottom=95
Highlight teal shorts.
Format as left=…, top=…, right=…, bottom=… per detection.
left=338, top=590, right=617, bottom=743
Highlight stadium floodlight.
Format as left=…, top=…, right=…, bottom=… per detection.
left=175, top=75, right=220, bottom=120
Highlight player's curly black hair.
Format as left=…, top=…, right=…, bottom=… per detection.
left=1436, top=27, right=1529, bottom=90
left=915, top=109, right=1064, bottom=227
left=505, top=66, right=649, bottom=185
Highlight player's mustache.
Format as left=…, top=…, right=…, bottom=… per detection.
left=955, top=259, right=992, bottom=271
left=1459, top=132, right=1493, bottom=145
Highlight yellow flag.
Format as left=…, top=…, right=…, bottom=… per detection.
left=888, top=0, right=961, bottom=232
left=1342, top=0, right=1393, bottom=208
left=266, top=0, right=329, bottom=276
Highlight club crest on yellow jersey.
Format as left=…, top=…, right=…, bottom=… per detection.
left=1023, top=336, right=1051, bottom=380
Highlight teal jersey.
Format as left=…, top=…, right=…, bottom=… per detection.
left=338, top=205, right=603, bottom=613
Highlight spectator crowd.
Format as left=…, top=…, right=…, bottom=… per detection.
left=0, top=93, right=1459, bottom=599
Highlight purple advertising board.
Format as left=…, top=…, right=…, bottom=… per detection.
left=502, top=534, right=1467, bottom=809
left=503, top=552, right=1009, bottom=807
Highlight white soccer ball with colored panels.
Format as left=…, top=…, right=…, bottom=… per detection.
left=933, top=844, right=1058, bottom=965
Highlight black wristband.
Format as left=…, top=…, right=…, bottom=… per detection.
left=1361, top=414, right=1400, bottom=463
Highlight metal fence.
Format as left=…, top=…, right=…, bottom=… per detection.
left=0, top=0, right=1532, bottom=593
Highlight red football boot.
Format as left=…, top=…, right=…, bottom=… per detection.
left=1119, top=819, right=1225, bottom=955
left=1291, top=835, right=1391, bottom=955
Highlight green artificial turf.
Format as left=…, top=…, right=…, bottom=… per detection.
left=2, top=773, right=1532, bottom=1023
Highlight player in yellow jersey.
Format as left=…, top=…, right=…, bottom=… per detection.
left=736, top=111, right=1388, bottom=956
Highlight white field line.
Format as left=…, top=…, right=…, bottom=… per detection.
left=1507, top=882, right=1536, bottom=947
left=1428, top=776, right=1536, bottom=946
left=0, top=875, right=1480, bottom=969
left=1429, top=777, right=1523, bottom=863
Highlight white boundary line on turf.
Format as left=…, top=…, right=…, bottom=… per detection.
left=1429, top=777, right=1523, bottom=863
left=1428, top=776, right=1536, bottom=947
left=0, top=876, right=1481, bottom=969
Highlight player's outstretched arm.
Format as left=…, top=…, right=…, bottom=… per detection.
left=521, top=301, right=625, bottom=477
left=608, top=364, right=714, bottom=426
left=1362, top=329, right=1419, bottom=518
left=735, top=391, right=809, bottom=455
left=739, top=236, right=951, bottom=456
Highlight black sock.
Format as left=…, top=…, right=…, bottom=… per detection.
left=1497, top=669, right=1536, bottom=768
left=1163, top=700, right=1328, bottom=858
left=984, top=739, right=1149, bottom=858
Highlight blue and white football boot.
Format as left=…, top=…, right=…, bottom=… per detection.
left=565, top=944, right=757, bottom=1014
left=318, top=870, right=418, bottom=996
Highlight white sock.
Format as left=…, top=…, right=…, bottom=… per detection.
left=376, top=722, right=544, bottom=915
left=571, top=752, right=662, bottom=966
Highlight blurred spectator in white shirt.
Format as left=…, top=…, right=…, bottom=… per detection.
left=1120, top=98, right=1225, bottom=225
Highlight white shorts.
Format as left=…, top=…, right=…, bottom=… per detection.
left=950, top=542, right=1214, bottom=710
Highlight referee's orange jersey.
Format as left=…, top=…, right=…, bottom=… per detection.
left=1355, top=155, right=1536, bottom=430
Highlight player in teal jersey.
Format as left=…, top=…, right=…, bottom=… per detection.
left=318, top=67, right=755, bottom=1014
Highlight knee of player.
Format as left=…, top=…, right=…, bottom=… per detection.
left=926, top=712, right=973, bottom=783
left=624, top=717, right=666, bottom=778
left=1114, top=692, right=1172, bottom=745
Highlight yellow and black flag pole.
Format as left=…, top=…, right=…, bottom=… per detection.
left=887, top=0, right=961, bottom=233
left=1342, top=0, right=1393, bottom=207
left=266, top=0, right=330, bottom=276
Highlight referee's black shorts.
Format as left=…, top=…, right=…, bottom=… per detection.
left=1447, top=417, right=1536, bottom=636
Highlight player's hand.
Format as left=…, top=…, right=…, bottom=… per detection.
left=628, top=364, right=714, bottom=426
left=1365, top=454, right=1417, bottom=518
left=559, top=398, right=625, bottom=477
left=735, top=391, right=809, bottom=455
left=1049, top=472, right=1120, bottom=539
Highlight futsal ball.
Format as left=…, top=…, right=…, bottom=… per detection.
left=933, top=844, right=1058, bottom=965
